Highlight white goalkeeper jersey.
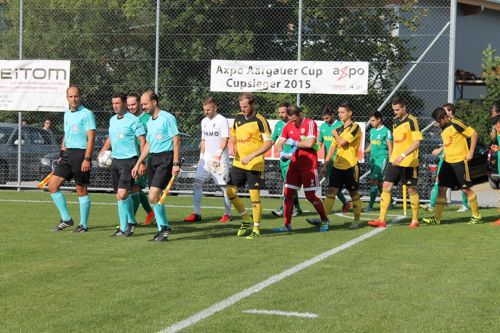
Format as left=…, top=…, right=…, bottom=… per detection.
left=201, top=113, right=229, bottom=161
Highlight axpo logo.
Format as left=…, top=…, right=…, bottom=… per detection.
left=334, top=65, right=365, bottom=81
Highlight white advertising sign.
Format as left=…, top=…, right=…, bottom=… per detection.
left=211, top=60, right=369, bottom=95
left=0, top=60, right=71, bottom=111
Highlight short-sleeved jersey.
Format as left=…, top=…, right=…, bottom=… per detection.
left=146, top=110, right=179, bottom=153
left=332, top=122, right=362, bottom=170
left=441, top=118, right=476, bottom=163
left=109, top=112, right=145, bottom=159
left=63, top=105, right=96, bottom=149
left=280, top=117, right=318, bottom=169
left=369, top=125, right=392, bottom=160
left=318, top=120, right=343, bottom=154
left=201, top=113, right=229, bottom=161
left=231, top=112, right=271, bottom=172
left=391, top=114, right=423, bottom=167
left=271, top=120, right=286, bottom=143
left=138, top=112, right=151, bottom=133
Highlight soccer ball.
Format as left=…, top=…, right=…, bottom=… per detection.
left=97, top=150, right=112, bottom=168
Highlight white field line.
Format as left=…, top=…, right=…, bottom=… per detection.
left=159, top=215, right=405, bottom=333
left=0, top=198, right=403, bottom=217
left=242, top=309, right=318, bottom=318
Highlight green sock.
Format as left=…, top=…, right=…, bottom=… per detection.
left=461, top=192, right=469, bottom=208
left=140, top=191, right=152, bottom=213
left=336, top=190, right=347, bottom=205
left=429, top=182, right=439, bottom=208
left=131, top=192, right=140, bottom=215
left=369, top=185, right=378, bottom=208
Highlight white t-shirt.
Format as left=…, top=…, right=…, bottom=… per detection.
left=201, top=113, right=229, bottom=161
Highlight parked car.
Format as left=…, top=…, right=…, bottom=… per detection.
left=0, top=122, right=59, bottom=184
left=487, top=147, right=499, bottom=189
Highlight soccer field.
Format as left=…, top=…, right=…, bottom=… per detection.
left=0, top=190, right=499, bottom=333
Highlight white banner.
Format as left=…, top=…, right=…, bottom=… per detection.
left=0, top=60, right=70, bottom=112
left=211, top=60, right=369, bottom=95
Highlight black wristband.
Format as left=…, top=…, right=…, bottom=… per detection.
left=59, top=150, right=65, bottom=158
left=173, top=162, right=180, bottom=166
left=84, top=156, right=92, bottom=162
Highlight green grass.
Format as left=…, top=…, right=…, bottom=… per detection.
left=0, top=190, right=499, bottom=333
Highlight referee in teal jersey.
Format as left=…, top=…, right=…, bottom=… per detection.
left=48, top=85, right=96, bottom=233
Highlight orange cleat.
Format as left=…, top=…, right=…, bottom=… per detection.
left=408, top=222, right=419, bottom=229
left=342, top=202, right=352, bottom=213
left=218, top=214, right=232, bottom=223
left=368, top=220, right=387, bottom=228
left=184, top=213, right=202, bottom=222
left=144, top=211, right=156, bottom=225
left=491, top=219, right=500, bottom=226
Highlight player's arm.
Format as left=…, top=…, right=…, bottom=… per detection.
left=172, top=134, right=180, bottom=175
left=242, top=137, right=272, bottom=165
left=332, top=129, right=348, bottom=147
left=81, top=129, right=95, bottom=172
left=364, top=144, right=371, bottom=154
left=132, top=141, right=151, bottom=178
left=387, top=139, right=393, bottom=156
left=276, top=137, right=285, bottom=153
left=137, top=135, right=147, bottom=176
left=98, top=137, right=111, bottom=157
left=296, top=136, right=316, bottom=149
left=467, top=130, right=478, bottom=161
left=199, top=139, right=205, bottom=160
left=321, top=141, right=338, bottom=176
left=432, top=146, right=444, bottom=156
left=491, top=126, right=497, bottom=142
left=60, top=135, right=66, bottom=151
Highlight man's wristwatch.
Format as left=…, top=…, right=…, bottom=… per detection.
left=400, top=153, right=406, bottom=158
left=84, top=156, right=92, bottom=162
left=173, top=161, right=180, bottom=166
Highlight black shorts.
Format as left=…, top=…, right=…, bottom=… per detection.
left=111, top=157, right=138, bottom=193
left=328, top=165, right=359, bottom=191
left=148, top=152, right=173, bottom=189
left=384, top=163, right=418, bottom=186
left=53, top=149, right=91, bottom=185
left=227, top=166, right=265, bottom=189
left=438, top=160, right=472, bottom=190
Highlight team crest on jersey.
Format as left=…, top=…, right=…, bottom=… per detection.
left=156, top=134, right=162, bottom=140
left=72, top=125, right=78, bottom=132
left=301, top=128, right=305, bottom=135
left=119, top=133, right=124, bottom=139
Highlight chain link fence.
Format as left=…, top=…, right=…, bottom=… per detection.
left=0, top=0, right=457, bottom=201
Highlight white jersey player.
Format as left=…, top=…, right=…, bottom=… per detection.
left=183, top=97, right=232, bottom=223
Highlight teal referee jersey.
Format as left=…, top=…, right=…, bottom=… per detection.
left=146, top=110, right=179, bottom=153
left=109, top=112, right=145, bottom=159
left=63, top=105, right=96, bottom=149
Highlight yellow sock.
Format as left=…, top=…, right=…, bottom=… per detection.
left=410, top=192, right=419, bottom=222
left=379, top=190, right=391, bottom=222
left=351, top=193, right=361, bottom=222
left=323, top=194, right=336, bottom=215
left=227, top=186, right=250, bottom=221
left=249, top=189, right=262, bottom=224
left=434, top=197, right=446, bottom=222
left=467, top=192, right=480, bottom=217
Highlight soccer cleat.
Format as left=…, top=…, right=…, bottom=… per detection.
left=245, top=230, right=260, bottom=240
left=237, top=222, right=252, bottom=237
left=144, top=211, right=156, bottom=225
left=368, top=220, right=387, bottom=228
left=112, top=229, right=125, bottom=237
left=272, top=224, right=292, bottom=233
left=306, top=218, right=321, bottom=226
left=342, top=202, right=352, bottom=213
left=54, top=218, right=74, bottom=231
left=151, top=226, right=171, bottom=241
left=218, top=214, right=232, bottom=223
left=74, top=224, right=88, bottom=233
left=408, top=222, right=419, bottom=229
left=466, top=215, right=483, bottom=225
left=292, top=208, right=303, bottom=217
left=362, top=206, right=373, bottom=212
left=183, top=213, right=202, bottom=222
left=422, top=217, right=440, bottom=225
left=349, top=222, right=364, bottom=229
left=123, top=223, right=135, bottom=237
left=456, top=205, right=469, bottom=213
left=271, top=209, right=284, bottom=217
left=491, top=219, right=500, bottom=226
left=319, top=219, right=330, bottom=232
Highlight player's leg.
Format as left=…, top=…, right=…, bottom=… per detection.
left=227, top=167, right=252, bottom=236
left=245, top=171, right=265, bottom=239
left=184, top=161, right=209, bottom=222
left=458, top=161, right=481, bottom=224
left=272, top=161, right=289, bottom=217
left=47, top=174, right=73, bottom=230
left=369, top=163, right=398, bottom=227
left=147, top=154, right=173, bottom=241
left=72, top=150, right=91, bottom=232
left=213, top=167, right=232, bottom=222
left=347, top=165, right=362, bottom=228
left=273, top=169, right=301, bottom=233
left=302, top=165, right=328, bottom=231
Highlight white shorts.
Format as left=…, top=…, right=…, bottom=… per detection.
left=195, top=158, right=229, bottom=185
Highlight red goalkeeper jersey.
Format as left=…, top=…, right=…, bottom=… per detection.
left=280, top=117, right=318, bottom=170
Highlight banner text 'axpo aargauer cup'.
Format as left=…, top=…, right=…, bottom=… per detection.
left=210, top=60, right=369, bottom=95
left=0, top=60, right=70, bottom=112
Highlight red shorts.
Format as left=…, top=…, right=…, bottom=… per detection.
left=285, top=168, right=320, bottom=191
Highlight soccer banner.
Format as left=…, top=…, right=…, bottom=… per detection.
left=211, top=60, right=369, bottom=95
left=0, top=60, right=70, bottom=112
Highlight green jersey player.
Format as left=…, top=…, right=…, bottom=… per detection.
left=318, top=105, right=351, bottom=212
left=271, top=102, right=302, bottom=217
left=363, top=111, right=393, bottom=211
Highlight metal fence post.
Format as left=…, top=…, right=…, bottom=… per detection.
left=448, top=0, right=457, bottom=103
left=17, top=0, right=24, bottom=191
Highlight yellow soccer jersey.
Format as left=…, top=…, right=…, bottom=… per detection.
left=231, top=112, right=271, bottom=171
left=441, top=118, right=475, bottom=163
left=391, top=114, right=423, bottom=167
left=332, top=122, right=361, bottom=170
